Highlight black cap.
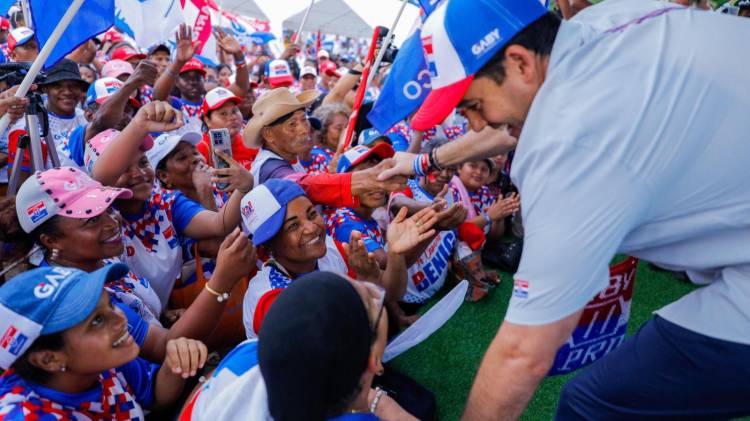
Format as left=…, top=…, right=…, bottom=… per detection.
left=148, top=43, right=170, bottom=56
left=258, top=272, right=371, bottom=421
left=38, top=59, right=89, bottom=89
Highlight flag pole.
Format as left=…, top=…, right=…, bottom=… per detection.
left=338, top=26, right=381, bottom=153
left=20, top=0, right=34, bottom=30
left=367, top=0, right=409, bottom=88
left=292, top=0, right=315, bottom=43
left=0, top=0, right=86, bottom=136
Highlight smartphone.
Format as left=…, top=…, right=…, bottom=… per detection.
left=209, top=128, right=233, bottom=190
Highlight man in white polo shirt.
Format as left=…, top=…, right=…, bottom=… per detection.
left=378, top=0, right=750, bottom=419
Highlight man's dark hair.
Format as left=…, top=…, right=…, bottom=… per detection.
left=476, top=12, right=561, bottom=84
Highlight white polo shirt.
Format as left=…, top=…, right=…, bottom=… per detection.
left=507, top=0, right=750, bottom=345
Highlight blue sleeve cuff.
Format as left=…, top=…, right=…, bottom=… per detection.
left=171, top=191, right=206, bottom=236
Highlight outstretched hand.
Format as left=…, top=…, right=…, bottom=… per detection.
left=376, top=151, right=417, bottom=182
left=214, top=28, right=242, bottom=56
left=436, top=203, right=468, bottom=231
left=387, top=206, right=438, bottom=254
left=175, top=23, right=197, bottom=63
left=344, top=230, right=381, bottom=283
left=351, top=158, right=408, bottom=196
left=486, top=192, right=520, bottom=221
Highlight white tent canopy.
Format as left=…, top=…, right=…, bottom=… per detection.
left=282, top=0, right=373, bottom=39
left=219, top=0, right=269, bottom=21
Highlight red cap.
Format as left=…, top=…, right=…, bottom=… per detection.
left=410, top=76, right=474, bottom=131
left=0, top=18, right=10, bottom=31
left=180, top=58, right=207, bottom=76
left=267, top=59, right=294, bottom=88
left=201, top=87, right=241, bottom=115
left=320, top=60, right=341, bottom=78
left=102, top=29, right=125, bottom=44
left=111, top=45, right=146, bottom=62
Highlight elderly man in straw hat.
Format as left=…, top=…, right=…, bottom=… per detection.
left=243, top=88, right=406, bottom=207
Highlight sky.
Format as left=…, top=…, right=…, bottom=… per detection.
left=241, top=0, right=421, bottom=46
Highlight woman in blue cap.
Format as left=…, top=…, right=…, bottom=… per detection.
left=0, top=265, right=206, bottom=419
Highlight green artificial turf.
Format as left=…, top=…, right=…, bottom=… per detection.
left=389, top=260, right=700, bottom=421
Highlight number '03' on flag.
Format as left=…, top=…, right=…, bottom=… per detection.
left=29, top=0, right=115, bottom=70
left=367, top=27, right=431, bottom=134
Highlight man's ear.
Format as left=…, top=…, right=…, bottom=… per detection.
left=261, top=126, right=276, bottom=147
left=503, top=45, right=538, bottom=84
left=27, top=349, right=68, bottom=373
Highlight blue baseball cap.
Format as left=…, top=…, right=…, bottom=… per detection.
left=0, top=264, right=129, bottom=369
left=357, top=128, right=391, bottom=147
left=240, top=179, right=306, bottom=246
left=411, top=0, right=547, bottom=130
left=337, top=144, right=394, bottom=174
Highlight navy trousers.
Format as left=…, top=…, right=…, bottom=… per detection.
left=556, top=316, right=750, bottom=420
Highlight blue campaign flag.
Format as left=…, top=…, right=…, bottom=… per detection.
left=250, top=32, right=276, bottom=46
left=29, top=0, right=115, bottom=70
left=367, top=28, right=431, bottom=134
left=0, top=0, right=16, bottom=16
left=414, top=0, right=441, bottom=18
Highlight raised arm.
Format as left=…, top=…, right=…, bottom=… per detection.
left=85, top=61, right=159, bottom=141
left=91, top=101, right=184, bottom=185
left=323, top=62, right=363, bottom=105
left=378, top=127, right=518, bottom=181
left=214, top=28, right=249, bottom=98
left=152, top=24, right=195, bottom=101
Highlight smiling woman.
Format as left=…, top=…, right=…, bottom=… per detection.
left=239, top=179, right=349, bottom=339
left=0, top=165, right=255, bottom=365
left=0, top=265, right=207, bottom=419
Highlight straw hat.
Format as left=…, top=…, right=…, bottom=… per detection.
left=243, top=88, right=321, bottom=148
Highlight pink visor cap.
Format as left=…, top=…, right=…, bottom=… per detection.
left=102, top=59, right=134, bottom=79
left=410, top=0, right=547, bottom=130
left=16, top=167, right=132, bottom=233
left=84, top=129, right=153, bottom=174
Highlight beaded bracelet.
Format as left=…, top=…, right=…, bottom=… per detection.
left=370, top=387, right=386, bottom=414
left=413, top=153, right=429, bottom=176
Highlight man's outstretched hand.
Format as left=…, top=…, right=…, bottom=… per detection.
left=376, top=152, right=417, bottom=182
left=351, top=158, right=409, bottom=195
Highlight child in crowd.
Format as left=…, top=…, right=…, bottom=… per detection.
left=0, top=265, right=206, bottom=419
left=454, top=159, right=520, bottom=242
